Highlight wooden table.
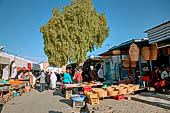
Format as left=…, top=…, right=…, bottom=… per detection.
left=64, top=83, right=103, bottom=99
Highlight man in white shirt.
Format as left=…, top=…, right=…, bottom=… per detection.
left=161, top=67, right=170, bottom=80
left=97, top=66, right=104, bottom=82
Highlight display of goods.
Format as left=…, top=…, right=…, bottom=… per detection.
left=85, top=91, right=98, bottom=99
left=0, top=80, right=10, bottom=85
left=80, top=84, right=84, bottom=86
left=92, top=88, right=107, bottom=98
left=129, top=43, right=139, bottom=61
left=127, top=86, right=134, bottom=93
left=90, top=81, right=95, bottom=83
left=131, top=61, right=137, bottom=67
left=123, top=60, right=130, bottom=67
left=83, top=82, right=88, bottom=84
left=118, top=87, right=127, bottom=94
left=108, top=91, right=119, bottom=96
left=83, top=86, right=92, bottom=92
left=3, top=86, right=9, bottom=90
left=88, top=83, right=93, bottom=85
left=133, top=85, right=140, bottom=90
left=112, top=50, right=121, bottom=55
left=9, top=80, right=24, bottom=84
left=149, top=45, right=157, bottom=60
left=103, top=87, right=113, bottom=92
left=141, top=47, right=150, bottom=60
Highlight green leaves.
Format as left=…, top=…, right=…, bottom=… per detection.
left=40, top=0, right=110, bottom=66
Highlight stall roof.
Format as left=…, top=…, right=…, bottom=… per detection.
left=109, top=38, right=149, bottom=51
left=99, top=38, right=149, bottom=56
left=144, top=20, right=170, bottom=33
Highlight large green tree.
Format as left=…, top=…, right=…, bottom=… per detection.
left=40, top=0, right=110, bottom=66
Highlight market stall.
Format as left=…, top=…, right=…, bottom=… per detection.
left=63, top=82, right=103, bottom=99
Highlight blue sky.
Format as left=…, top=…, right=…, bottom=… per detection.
left=0, top=0, right=170, bottom=63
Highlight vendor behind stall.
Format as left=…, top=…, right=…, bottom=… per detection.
left=150, top=67, right=166, bottom=92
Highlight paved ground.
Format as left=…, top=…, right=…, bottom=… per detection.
left=1, top=88, right=170, bottom=113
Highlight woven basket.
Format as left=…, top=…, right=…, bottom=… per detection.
left=127, top=86, right=134, bottom=93
left=118, top=88, right=127, bottom=94
left=131, top=61, right=137, bottom=67
left=129, top=43, right=139, bottom=61
left=112, top=50, right=121, bottom=55
left=141, top=47, right=150, bottom=60
left=149, top=45, right=158, bottom=60
left=123, top=60, right=130, bottom=67
left=133, top=85, right=140, bottom=91
left=108, top=91, right=118, bottom=96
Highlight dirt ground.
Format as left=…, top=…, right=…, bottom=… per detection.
left=1, top=88, right=170, bottom=113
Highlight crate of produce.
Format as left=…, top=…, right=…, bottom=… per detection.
left=85, top=91, right=98, bottom=99
left=89, top=98, right=99, bottom=105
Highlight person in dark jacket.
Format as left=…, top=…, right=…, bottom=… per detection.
left=83, top=74, right=92, bottom=83
left=45, top=71, right=51, bottom=90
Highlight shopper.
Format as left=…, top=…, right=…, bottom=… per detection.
left=64, top=69, right=72, bottom=84
left=50, top=71, right=57, bottom=90
left=45, top=71, right=51, bottom=90
left=29, top=71, right=36, bottom=88
left=37, top=70, right=46, bottom=92
left=97, top=66, right=104, bottom=82
left=73, top=68, right=82, bottom=83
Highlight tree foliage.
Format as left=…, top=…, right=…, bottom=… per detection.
left=40, top=0, right=110, bottom=66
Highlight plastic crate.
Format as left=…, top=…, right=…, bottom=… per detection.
left=89, top=98, right=99, bottom=105
left=112, top=94, right=124, bottom=100
left=83, top=86, right=92, bottom=92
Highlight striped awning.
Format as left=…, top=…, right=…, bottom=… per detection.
left=0, top=56, right=10, bottom=64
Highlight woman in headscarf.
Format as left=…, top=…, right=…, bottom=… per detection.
left=37, top=70, right=46, bottom=92
left=64, top=69, right=72, bottom=84
left=29, top=71, right=36, bottom=88
left=50, top=70, right=57, bottom=90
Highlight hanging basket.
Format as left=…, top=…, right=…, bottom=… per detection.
left=131, top=61, right=137, bottom=67
left=123, top=60, right=130, bottom=67
left=149, top=45, right=158, bottom=60
left=141, top=47, right=150, bottom=60
left=129, top=43, right=139, bottom=61
left=112, top=50, right=121, bottom=55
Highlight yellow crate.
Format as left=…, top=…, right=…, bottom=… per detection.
left=86, top=92, right=98, bottom=99
left=89, top=98, right=99, bottom=105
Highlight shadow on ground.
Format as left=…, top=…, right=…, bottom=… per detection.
left=59, top=99, right=72, bottom=107
left=48, top=111, right=62, bottom=113
left=53, top=89, right=65, bottom=98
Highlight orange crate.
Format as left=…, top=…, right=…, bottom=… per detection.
left=89, top=98, right=99, bottom=105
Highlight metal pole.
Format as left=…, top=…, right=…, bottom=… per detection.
left=120, top=53, right=123, bottom=80
left=138, top=49, right=143, bottom=87
left=150, top=60, right=153, bottom=72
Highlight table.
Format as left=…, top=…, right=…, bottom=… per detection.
left=64, top=83, right=103, bottom=89
left=64, top=83, right=103, bottom=99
